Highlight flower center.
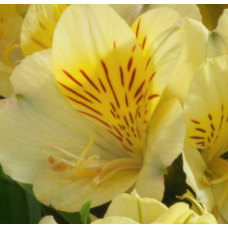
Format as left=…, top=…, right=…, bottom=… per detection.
left=46, top=136, right=143, bottom=185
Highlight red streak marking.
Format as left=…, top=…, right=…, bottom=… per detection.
left=132, top=45, right=136, bottom=52
left=196, top=142, right=205, bottom=145
left=68, top=97, right=102, bottom=116
left=138, top=111, right=141, bottom=118
left=145, top=110, right=148, bottom=114
left=134, top=134, right=136, bottom=137
left=211, top=123, right=215, bottom=131
left=191, top=119, right=200, bottom=124
left=129, top=112, right=134, bottom=124
left=149, top=72, right=156, bottom=82
left=211, top=132, right=214, bottom=138
left=119, top=124, right=123, bottom=130
left=131, top=127, right=135, bottom=133
left=126, top=138, right=133, bottom=146
left=144, top=89, right=148, bottom=100
left=136, top=19, right=141, bottom=38
left=127, top=133, right=130, bottom=137
left=127, top=57, right=133, bottom=72
left=136, top=95, right=144, bottom=105
left=144, top=120, right=148, bottom=124
left=101, top=60, right=120, bottom=108
left=208, top=137, right=211, bottom=143
left=120, top=66, right=124, bottom=86
left=113, top=41, right=116, bottom=49
left=196, top=128, right=206, bottom=133
left=145, top=56, right=152, bottom=70
left=190, top=136, right=205, bottom=139
left=219, top=115, right=224, bottom=131
left=79, top=70, right=100, bottom=93
left=129, top=68, right=136, bottom=91
left=113, top=126, right=123, bottom=137
left=148, top=94, right=160, bottom=100
left=144, top=103, right=148, bottom=111
left=77, top=111, right=111, bottom=128
left=142, top=36, right=147, bottom=50
left=110, top=102, right=116, bottom=112
left=222, top=104, right=224, bottom=112
left=98, top=78, right=106, bottom=93
left=136, top=127, right=141, bottom=140
left=135, top=106, right=140, bottom=119
left=122, top=144, right=133, bottom=153
left=122, top=125, right=126, bottom=130
left=58, top=82, right=92, bottom=103
left=208, top=114, right=212, bottom=121
left=110, top=110, right=117, bottom=119
left=227, top=117, right=228, bottom=122
left=117, top=114, right=120, bottom=119
left=108, top=130, right=123, bottom=142
left=62, top=69, right=83, bottom=87
left=124, top=116, right=129, bottom=128
left=134, top=80, right=145, bottom=99
left=84, top=90, right=101, bottom=103
left=125, top=93, right=129, bottom=107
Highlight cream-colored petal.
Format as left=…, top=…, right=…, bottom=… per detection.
left=188, top=212, right=217, bottom=224
left=0, top=50, right=128, bottom=184
left=153, top=202, right=192, bottom=224
left=92, top=216, right=138, bottom=224
left=104, top=191, right=167, bottom=224
left=142, top=4, right=202, bottom=22
left=135, top=98, right=185, bottom=200
left=0, top=61, right=13, bottom=97
left=184, top=56, right=228, bottom=158
left=39, top=216, right=57, bottom=224
left=52, top=4, right=147, bottom=157
left=34, top=165, right=138, bottom=212
left=21, top=4, right=68, bottom=56
left=0, top=5, right=23, bottom=40
left=163, top=18, right=208, bottom=105
left=183, top=144, right=214, bottom=212
left=131, top=8, right=185, bottom=123
left=109, top=4, right=144, bottom=26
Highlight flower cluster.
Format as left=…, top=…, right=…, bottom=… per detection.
left=0, top=4, right=228, bottom=224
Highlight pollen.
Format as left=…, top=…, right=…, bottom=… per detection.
left=52, top=161, right=66, bottom=171
left=48, top=156, right=55, bottom=164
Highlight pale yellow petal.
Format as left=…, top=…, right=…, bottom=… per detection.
left=183, top=144, right=215, bottom=212
left=188, top=213, right=217, bottom=224
left=52, top=4, right=147, bottom=157
left=0, top=61, right=13, bottom=97
left=184, top=56, right=228, bottom=158
left=39, top=216, right=57, bottom=224
left=105, top=192, right=167, bottom=224
left=92, top=216, right=138, bottom=224
left=135, top=99, right=185, bottom=200
left=109, top=4, right=144, bottom=26
left=131, top=8, right=185, bottom=122
left=142, top=4, right=202, bottom=22
left=163, top=18, right=208, bottom=105
left=34, top=165, right=138, bottom=212
left=21, top=4, right=68, bottom=56
left=0, top=5, right=23, bottom=40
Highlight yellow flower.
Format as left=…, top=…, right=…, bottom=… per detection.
left=184, top=55, right=228, bottom=222
left=92, top=191, right=217, bottom=224
left=162, top=8, right=228, bottom=106
left=0, top=5, right=186, bottom=212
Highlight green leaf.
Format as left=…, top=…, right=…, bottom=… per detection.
left=17, top=182, right=33, bottom=194
left=80, top=199, right=92, bottom=224
left=57, top=210, right=82, bottom=224
left=0, top=164, right=30, bottom=223
left=24, top=191, right=42, bottom=224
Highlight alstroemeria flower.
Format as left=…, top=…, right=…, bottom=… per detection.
left=92, top=191, right=217, bottom=224
left=0, top=4, right=25, bottom=97
left=0, top=5, right=185, bottom=212
left=162, top=9, right=228, bottom=105
left=184, top=55, right=228, bottom=222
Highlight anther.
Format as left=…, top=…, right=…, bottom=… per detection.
left=52, top=162, right=66, bottom=171
left=48, top=156, right=55, bottom=164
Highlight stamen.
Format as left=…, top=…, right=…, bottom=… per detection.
left=48, top=156, right=55, bottom=164
left=3, top=38, right=21, bottom=68
left=46, top=145, right=79, bottom=159
left=52, top=161, right=66, bottom=171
